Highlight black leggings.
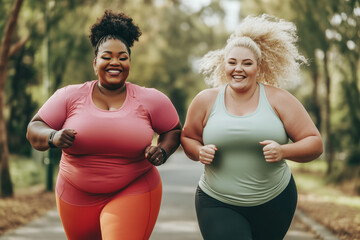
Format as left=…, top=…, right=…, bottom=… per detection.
left=195, top=176, right=297, bottom=240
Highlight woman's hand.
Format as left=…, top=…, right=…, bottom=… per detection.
left=52, top=129, right=77, bottom=148
left=145, top=145, right=167, bottom=166
left=199, top=144, right=217, bottom=165
left=260, top=140, right=283, bottom=162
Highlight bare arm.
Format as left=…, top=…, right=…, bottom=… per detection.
left=261, top=86, right=323, bottom=163
left=145, top=121, right=182, bottom=166
left=181, top=89, right=218, bottom=163
left=26, top=114, right=77, bottom=151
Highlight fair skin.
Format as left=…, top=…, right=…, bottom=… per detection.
left=27, top=38, right=181, bottom=166
left=181, top=46, right=323, bottom=165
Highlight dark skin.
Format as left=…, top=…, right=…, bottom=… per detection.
left=26, top=38, right=181, bottom=166
left=144, top=122, right=182, bottom=166
left=26, top=115, right=181, bottom=166
left=26, top=114, right=77, bottom=151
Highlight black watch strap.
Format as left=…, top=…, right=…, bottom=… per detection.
left=48, top=131, right=57, bottom=148
left=159, top=147, right=168, bottom=164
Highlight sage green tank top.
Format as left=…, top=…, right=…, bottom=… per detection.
left=200, top=83, right=292, bottom=206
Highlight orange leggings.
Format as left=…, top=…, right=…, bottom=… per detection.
left=56, top=182, right=162, bottom=240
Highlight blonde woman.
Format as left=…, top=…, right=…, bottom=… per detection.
left=181, top=15, right=323, bottom=240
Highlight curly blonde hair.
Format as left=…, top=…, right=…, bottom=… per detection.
left=199, top=14, right=307, bottom=88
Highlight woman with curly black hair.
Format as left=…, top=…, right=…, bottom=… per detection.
left=26, top=10, right=181, bottom=239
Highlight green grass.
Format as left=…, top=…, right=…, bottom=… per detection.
left=9, top=154, right=59, bottom=191
left=288, top=158, right=328, bottom=173
left=288, top=159, right=360, bottom=210
left=8, top=153, right=360, bottom=210
left=8, top=136, right=158, bottom=192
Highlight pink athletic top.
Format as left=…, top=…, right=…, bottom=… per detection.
left=38, top=80, right=179, bottom=206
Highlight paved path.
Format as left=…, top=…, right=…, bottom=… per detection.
left=0, top=151, right=338, bottom=240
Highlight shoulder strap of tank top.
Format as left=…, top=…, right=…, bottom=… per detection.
left=209, top=84, right=227, bottom=116
left=217, top=84, right=227, bottom=112
left=258, top=82, right=265, bottom=103
left=258, top=82, right=279, bottom=116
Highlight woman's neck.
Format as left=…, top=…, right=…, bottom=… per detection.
left=224, top=83, right=260, bottom=116
left=227, top=83, right=259, bottom=103
left=97, top=82, right=126, bottom=97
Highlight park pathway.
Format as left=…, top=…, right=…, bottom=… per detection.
left=0, top=150, right=339, bottom=240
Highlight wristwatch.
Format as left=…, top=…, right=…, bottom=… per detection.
left=48, top=130, right=57, bottom=148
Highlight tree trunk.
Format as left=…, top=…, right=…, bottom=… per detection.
left=311, top=68, right=321, bottom=130
left=349, top=58, right=360, bottom=146
left=323, top=51, right=334, bottom=175
left=0, top=0, right=24, bottom=198
left=0, top=99, right=12, bottom=198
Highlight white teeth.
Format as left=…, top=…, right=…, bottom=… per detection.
left=108, top=70, right=121, bottom=73
left=233, top=76, right=245, bottom=79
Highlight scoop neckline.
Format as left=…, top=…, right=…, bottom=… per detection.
left=222, top=83, right=262, bottom=118
left=89, top=80, right=130, bottom=112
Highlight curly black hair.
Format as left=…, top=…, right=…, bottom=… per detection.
left=89, top=10, right=142, bottom=56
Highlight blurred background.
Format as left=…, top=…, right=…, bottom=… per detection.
left=0, top=0, right=359, bottom=239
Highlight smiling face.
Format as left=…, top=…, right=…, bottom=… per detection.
left=93, top=39, right=130, bottom=90
left=225, top=46, right=259, bottom=92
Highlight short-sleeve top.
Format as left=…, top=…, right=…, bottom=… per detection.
left=38, top=80, right=179, bottom=206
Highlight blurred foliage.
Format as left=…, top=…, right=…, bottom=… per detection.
left=8, top=154, right=56, bottom=190
left=289, top=160, right=360, bottom=207
left=1, top=0, right=229, bottom=157
left=2, top=0, right=360, bottom=189
left=240, top=0, right=360, bottom=184
left=9, top=152, right=60, bottom=191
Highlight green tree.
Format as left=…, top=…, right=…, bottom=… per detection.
left=5, top=0, right=229, bottom=191
left=240, top=0, right=360, bottom=179
left=240, top=0, right=338, bottom=174
left=6, top=1, right=45, bottom=156
left=291, top=0, right=335, bottom=175
left=0, top=0, right=24, bottom=198
left=127, top=0, right=228, bottom=123
left=330, top=0, right=360, bottom=167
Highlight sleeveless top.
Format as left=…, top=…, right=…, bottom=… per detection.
left=199, top=83, right=292, bottom=206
